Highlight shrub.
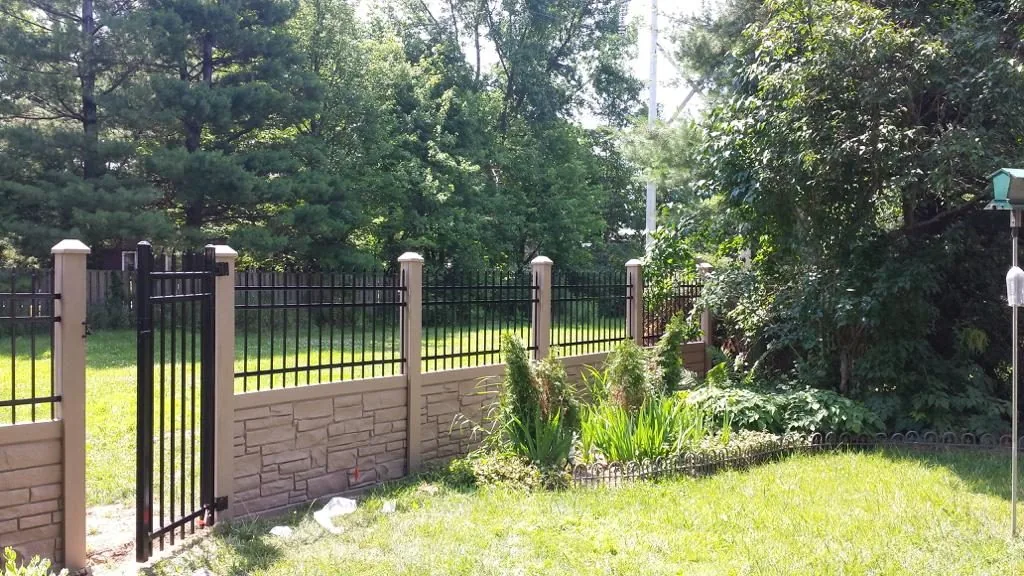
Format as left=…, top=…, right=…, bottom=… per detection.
left=501, top=332, right=539, bottom=426
left=469, top=333, right=579, bottom=469
left=580, top=397, right=711, bottom=463
left=534, top=354, right=579, bottom=430
left=650, top=312, right=699, bottom=395
left=3, top=548, right=67, bottom=576
left=685, top=385, right=883, bottom=436
left=606, top=339, right=649, bottom=410
left=444, top=452, right=570, bottom=491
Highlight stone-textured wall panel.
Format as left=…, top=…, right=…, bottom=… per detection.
left=233, top=383, right=408, bottom=517
left=0, top=424, right=63, bottom=566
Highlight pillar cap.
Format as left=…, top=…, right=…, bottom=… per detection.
left=625, top=258, right=643, bottom=267
left=531, top=256, right=553, bottom=266
left=51, top=239, right=91, bottom=255
left=398, top=252, right=424, bottom=263
left=206, top=244, right=238, bottom=260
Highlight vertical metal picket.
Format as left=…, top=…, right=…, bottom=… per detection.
left=200, top=246, right=216, bottom=526
left=135, top=242, right=154, bottom=562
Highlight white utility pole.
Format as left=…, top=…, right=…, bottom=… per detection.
left=645, top=0, right=658, bottom=250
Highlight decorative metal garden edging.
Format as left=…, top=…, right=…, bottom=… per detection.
left=570, top=431, right=1014, bottom=487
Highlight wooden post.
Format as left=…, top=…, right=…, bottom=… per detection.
left=399, top=253, right=424, bottom=472
left=51, top=239, right=90, bottom=572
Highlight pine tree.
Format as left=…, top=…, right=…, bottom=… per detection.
left=0, top=0, right=170, bottom=259
left=136, top=0, right=319, bottom=248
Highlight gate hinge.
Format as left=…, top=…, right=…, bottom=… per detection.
left=215, top=262, right=230, bottom=277
left=214, top=496, right=228, bottom=511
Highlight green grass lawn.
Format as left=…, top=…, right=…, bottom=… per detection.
left=151, top=449, right=1024, bottom=575
left=0, top=322, right=625, bottom=508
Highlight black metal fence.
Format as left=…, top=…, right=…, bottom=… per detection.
left=422, top=270, right=537, bottom=372
left=571, top=431, right=1010, bottom=487
left=234, top=271, right=405, bottom=391
left=551, top=271, right=631, bottom=356
left=0, top=268, right=56, bottom=424
left=134, top=246, right=218, bottom=560
left=642, top=281, right=702, bottom=346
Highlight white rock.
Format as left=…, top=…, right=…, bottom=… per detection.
left=313, top=496, right=357, bottom=534
left=269, top=525, right=293, bottom=538
left=192, top=569, right=218, bottom=576
left=381, top=501, right=396, bottom=514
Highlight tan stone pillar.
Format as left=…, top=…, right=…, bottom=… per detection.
left=530, top=256, right=553, bottom=360
left=51, top=239, right=89, bottom=572
left=210, top=245, right=237, bottom=521
left=697, top=262, right=715, bottom=373
left=626, top=259, right=644, bottom=347
left=399, top=253, right=424, bottom=472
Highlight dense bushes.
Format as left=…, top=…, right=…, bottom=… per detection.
left=685, top=360, right=883, bottom=436
left=454, top=321, right=880, bottom=490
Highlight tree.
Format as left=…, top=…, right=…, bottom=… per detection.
left=136, top=0, right=318, bottom=248
left=0, top=0, right=170, bottom=259
left=651, top=0, right=1024, bottom=431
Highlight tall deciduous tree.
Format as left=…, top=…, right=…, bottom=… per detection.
left=651, top=0, right=1024, bottom=431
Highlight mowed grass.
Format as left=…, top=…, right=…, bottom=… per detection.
left=0, top=322, right=626, bottom=507
left=152, top=450, right=1024, bottom=575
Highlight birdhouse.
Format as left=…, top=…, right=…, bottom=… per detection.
left=988, top=168, right=1024, bottom=210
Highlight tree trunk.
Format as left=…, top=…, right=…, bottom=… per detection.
left=80, top=0, right=100, bottom=179
left=839, top=348, right=853, bottom=396
left=183, top=35, right=214, bottom=228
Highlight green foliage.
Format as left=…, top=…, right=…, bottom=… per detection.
left=640, top=0, right=1024, bottom=432
left=482, top=333, right=579, bottom=468
left=605, top=340, right=649, bottom=411
left=437, top=451, right=570, bottom=491
left=499, top=333, right=539, bottom=432
left=579, top=397, right=710, bottom=463
left=650, top=312, right=699, bottom=394
left=534, top=355, right=580, bottom=430
left=508, top=412, right=573, bottom=468
left=87, top=274, right=131, bottom=330
left=0, top=0, right=643, bottom=271
left=2, top=548, right=67, bottom=576
left=686, top=384, right=884, bottom=436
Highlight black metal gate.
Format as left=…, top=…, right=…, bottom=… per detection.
left=135, top=242, right=220, bottom=562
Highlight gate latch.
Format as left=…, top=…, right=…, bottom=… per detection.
left=215, top=262, right=230, bottom=277
left=214, top=496, right=228, bottom=511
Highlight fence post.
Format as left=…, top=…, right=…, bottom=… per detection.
left=697, top=262, right=715, bottom=372
left=531, top=256, right=552, bottom=360
left=210, top=245, right=237, bottom=521
left=625, top=259, right=644, bottom=347
left=399, top=253, right=424, bottom=473
left=51, top=239, right=89, bottom=572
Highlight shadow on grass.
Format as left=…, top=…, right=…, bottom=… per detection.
left=870, top=446, right=1011, bottom=501
left=142, top=518, right=290, bottom=576
left=146, top=463, right=479, bottom=574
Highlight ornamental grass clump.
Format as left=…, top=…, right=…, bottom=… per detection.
left=579, top=397, right=710, bottom=463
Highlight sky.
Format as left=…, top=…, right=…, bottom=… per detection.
left=630, top=0, right=707, bottom=122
